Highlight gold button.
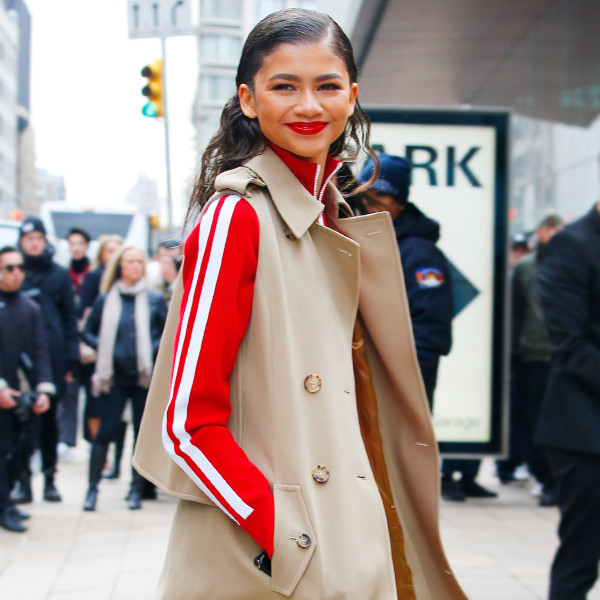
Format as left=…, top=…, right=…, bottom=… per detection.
left=304, top=374, right=321, bottom=393
left=312, top=465, right=330, bottom=483
left=296, top=534, right=311, bottom=549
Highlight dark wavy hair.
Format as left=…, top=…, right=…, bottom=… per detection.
left=187, top=8, right=379, bottom=221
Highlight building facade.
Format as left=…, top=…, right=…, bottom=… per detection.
left=0, top=4, right=18, bottom=217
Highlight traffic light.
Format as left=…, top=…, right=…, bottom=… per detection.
left=141, top=59, right=163, bottom=118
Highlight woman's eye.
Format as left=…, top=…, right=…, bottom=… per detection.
left=271, top=83, right=295, bottom=91
left=319, top=83, right=342, bottom=91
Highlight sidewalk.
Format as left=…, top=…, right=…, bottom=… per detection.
left=1, top=448, right=599, bottom=600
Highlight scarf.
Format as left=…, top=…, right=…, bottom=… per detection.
left=96, top=279, right=153, bottom=393
left=69, top=257, right=90, bottom=294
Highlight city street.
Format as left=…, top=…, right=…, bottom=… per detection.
left=2, top=446, right=600, bottom=600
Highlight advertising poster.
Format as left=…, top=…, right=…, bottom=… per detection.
left=366, top=108, right=510, bottom=455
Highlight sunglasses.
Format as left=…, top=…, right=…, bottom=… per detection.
left=0, top=264, right=25, bottom=273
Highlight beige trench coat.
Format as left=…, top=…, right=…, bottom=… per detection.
left=133, top=147, right=466, bottom=600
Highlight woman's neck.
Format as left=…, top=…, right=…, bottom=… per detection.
left=267, top=142, right=341, bottom=204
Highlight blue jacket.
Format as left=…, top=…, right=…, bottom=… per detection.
left=393, top=203, right=453, bottom=367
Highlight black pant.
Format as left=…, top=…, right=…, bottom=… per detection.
left=496, top=367, right=528, bottom=478
left=94, top=381, right=147, bottom=446
left=521, top=361, right=553, bottom=486
left=0, top=410, right=31, bottom=510
left=547, top=447, right=600, bottom=600
left=38, top=398, right=58, bottom=472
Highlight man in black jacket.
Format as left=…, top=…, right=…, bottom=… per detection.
left=359, top=153, right=496, bottom=501
left=537, top=201, right=600, bottom=600
left=0, top=246, right=55, bottom=531
left=12, top=217, right=79, bottom=503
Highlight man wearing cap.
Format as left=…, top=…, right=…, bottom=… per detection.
left=11, top=217, right=79, bottom=503
left=359, top=153, right=497, bottom=501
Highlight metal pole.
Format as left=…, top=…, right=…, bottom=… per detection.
left=161, top=36, right=173, bottom=229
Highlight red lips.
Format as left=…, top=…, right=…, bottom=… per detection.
left=286, top=122, right=327, bottom=135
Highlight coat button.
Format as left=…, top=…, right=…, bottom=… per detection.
left=312, top=465, right=330, bottom=483
left=296, top=534, right=311, bottom=549
left=304, top=374, right=321, bottom=393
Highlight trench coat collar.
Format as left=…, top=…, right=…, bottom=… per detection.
left=215, top=146, right=326, bottom=240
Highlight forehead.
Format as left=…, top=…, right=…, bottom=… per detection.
left=257, top=41, right=349, bottom=79
left=22, top=231, right=44, bottom=240
left=0, top=251, right=22, bottom=264
left=122, top=249, right=144, bottom=261
left=68, top=233, right=88, bottom=243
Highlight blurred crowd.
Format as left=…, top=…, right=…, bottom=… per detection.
left=0, top=217, right=180, bottom=532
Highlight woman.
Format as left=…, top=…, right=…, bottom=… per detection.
left=134, top=9, right=466, bottom=599
left=79, top=234, right=123, bottom=446
left=82, top=246, right=167, bottom=511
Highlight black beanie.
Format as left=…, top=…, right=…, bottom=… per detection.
left=20, top=216, right=46, bottom=239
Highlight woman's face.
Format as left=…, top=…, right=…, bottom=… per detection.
left=101, top=240, right=121, bottom=266
left=238, top=41, right=358, bottom=167
left=119, top=249, right=145, bottom=285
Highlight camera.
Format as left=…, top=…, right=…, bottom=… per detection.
left=12, top=392, right=35, bottom=423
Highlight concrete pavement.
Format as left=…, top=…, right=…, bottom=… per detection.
left=1, top=444, right=599, bottom=600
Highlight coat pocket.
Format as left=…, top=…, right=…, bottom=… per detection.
left=271, top=484, right=316, bottom=597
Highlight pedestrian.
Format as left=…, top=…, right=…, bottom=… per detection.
left=536, top=201, right=600, bottom=599
left=56, top=226, right=93, bottom=458
left=501, top=215, right=563, bottom=506
left=81, top=246, right=167, bottom=511
left=78, top=234, right=123, bottom=456
left=67, top=227, right=91, bottom=305
left=133, top=9, right=466, bottom=599
left=0, top=246, right=55, bottom=532
left=12, top=217, right=79, bottom=504
left=79, top=234, right=123, bottom=320
left=147, top=240, right=182, bottom=303
left=358, top=153, right=496, bottom=502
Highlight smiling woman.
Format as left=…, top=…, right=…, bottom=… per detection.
left=133, top=8, right=467, bottom=600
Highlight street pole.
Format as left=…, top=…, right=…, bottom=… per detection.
left=161, top=36, right=173, bottom=229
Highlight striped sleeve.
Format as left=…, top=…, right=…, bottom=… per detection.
left=162, top=194, right=275, bottom=556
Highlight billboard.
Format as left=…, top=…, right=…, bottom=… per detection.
left=365, top=108, right=510, bottom=455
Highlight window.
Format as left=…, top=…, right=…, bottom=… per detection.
left=202, top=0, right=243, bottom=20
left=256, top=0, right=284, bottom=20
left=201, top=74, right=236, bottom=103
left=202, top=34, right=242, bottom=62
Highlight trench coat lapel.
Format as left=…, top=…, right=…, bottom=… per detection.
left=245, top=148, right=324, bottom=239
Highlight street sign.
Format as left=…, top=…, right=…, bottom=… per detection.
left=365, top=107, right=510, bottom=457
left=127, top=0, right=195, bottom=39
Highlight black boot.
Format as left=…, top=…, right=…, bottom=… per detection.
left=104, top=421, right=126, bottom=479
left=43, top=469, right=62, bottom=502
left=127, top=470, right=143, bottom=510
left=0, top=506, right=27, bottom=533
left=10, top=476, right=32, bottom=504
left=84, top=444, right=108, bottom=511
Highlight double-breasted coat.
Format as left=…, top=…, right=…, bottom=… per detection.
left=133, top=147, right=466, bottom=600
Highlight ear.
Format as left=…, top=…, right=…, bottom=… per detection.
left=347, top=82, right=359, bottom=117
left=238, top=84, right=257, bottom=119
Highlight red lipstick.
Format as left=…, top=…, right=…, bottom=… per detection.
left=286, top=122, right=327, bottom=135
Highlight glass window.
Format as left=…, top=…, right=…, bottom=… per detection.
left=203, top=0, right=243, bottom=20
left=202, top=34, right=242, bottom=62
left=201, top=74, right=236, bottom=103
left=256, top=0, right=284, bottom=21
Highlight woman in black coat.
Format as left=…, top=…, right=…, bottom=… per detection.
left=81, top=246, right=167, bottom=511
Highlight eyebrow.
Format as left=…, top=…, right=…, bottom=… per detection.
left=267, top=73, right=343, bottom=83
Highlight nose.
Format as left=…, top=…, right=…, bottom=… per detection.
left=294, top=89, right=322, bottom=117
